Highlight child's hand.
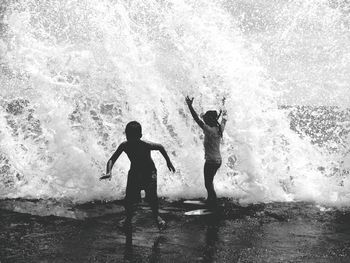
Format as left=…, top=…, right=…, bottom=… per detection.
left=167, top=161, right=176, bottom=172
left=185, top=96, right=194, bottom=106
left=222, top=96, right=226, bottom=105
left=100, top=173, right=112, bottom=181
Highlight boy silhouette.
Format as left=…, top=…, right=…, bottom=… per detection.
left=102, top=121, right=175, bottom=230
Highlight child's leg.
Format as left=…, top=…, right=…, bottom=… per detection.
left=204, top=161, right=221, bottom=205
left=124, top=178, right=140, bottom=230
left=145, top=171, right=166, bottom=230
left=124, top=197, right=134, bottom=225
left=145, top=172, right=159, bottom=220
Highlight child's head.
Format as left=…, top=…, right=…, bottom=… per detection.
left=125, top=121, right=142, bottom=141
left=202, top=110, right=219, bottom=127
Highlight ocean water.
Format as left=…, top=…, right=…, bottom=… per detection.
left=0, top=0, right=349, bottom=204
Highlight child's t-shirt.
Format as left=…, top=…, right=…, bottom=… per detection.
left=203, top=124, right=221, bottom=162
left=202, top=116, right=227, bottom=162
left=202, top=125, right=222, bottom=162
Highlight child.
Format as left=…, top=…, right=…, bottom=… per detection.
left=185, top=96, right=227, bottom=207
left=101, top=121, right=175, bottom=230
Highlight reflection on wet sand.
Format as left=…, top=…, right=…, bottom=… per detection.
left=124, top=228, right=133, bottom=261
left=202, top=216, right=220, bottom=263
left=124, top=226, right=163, bottom=262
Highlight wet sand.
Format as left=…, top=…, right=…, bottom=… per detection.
left=1, top=199, right=350, bottom=262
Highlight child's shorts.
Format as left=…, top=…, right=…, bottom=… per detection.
left=124, top=170, right=158, bottom=205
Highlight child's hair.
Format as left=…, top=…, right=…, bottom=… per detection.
left=125, top=121, right=142, bottom=140
left=203, top=110, right=223, bottom=137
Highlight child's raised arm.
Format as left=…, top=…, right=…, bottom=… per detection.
left=185, top=96, right=204, bottom=129
left=149, top=142, right=175, bottom=172
left=220, top=109, right=228, bottom=132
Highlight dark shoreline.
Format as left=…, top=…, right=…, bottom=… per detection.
left=1, top=199, right=350, bottom=262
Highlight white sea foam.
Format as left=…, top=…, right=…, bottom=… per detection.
left=0, top=0, right=349, bottom=204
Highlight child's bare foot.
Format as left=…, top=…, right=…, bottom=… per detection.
left=157, top=216, right=166, bottom=230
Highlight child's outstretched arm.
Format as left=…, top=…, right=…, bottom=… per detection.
left=149, top=143, right=175, bottom=172
left=185, top=96, right=204, bottom=129
left=219, top=96, right=227, bottom=132
left=103, top=142, right=125, bottom=180
left=221, top=109, right=228, bottom=132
